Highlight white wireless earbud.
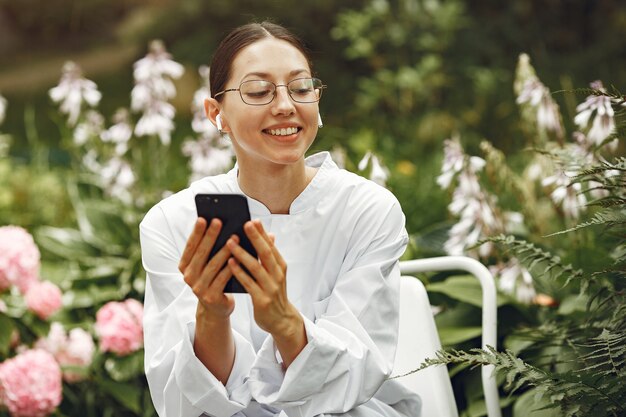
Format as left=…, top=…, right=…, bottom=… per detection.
left=318, top=113, right=323, bottom=128
left=216, top=114, right=223, bottom=132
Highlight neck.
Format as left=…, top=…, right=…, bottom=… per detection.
left=236, top=158, right=316, bottom=214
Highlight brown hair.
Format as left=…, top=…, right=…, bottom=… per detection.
left=209, top=22, right=313, bottom=100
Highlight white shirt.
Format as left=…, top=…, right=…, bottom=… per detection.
left=140, top=152, right=422, bottom=417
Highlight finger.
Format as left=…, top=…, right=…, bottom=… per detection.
left=228, top=257, right=262, bottom=296
left=253, top=220, right=273, bottom=246
left=208, top=262, right=235, bottom=293
left=187, top=218, right=222, bottom=279
left=226, top=235, right=272, bottom=287
left=179, top=218, right=207, bottom=272
left=251, top=220, right=287, bottom=271
left=243, top=222, right=280, bottom=276
left=207, top=234, right=238, bottom=272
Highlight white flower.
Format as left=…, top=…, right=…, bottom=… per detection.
left=135, top=104, right=176, bottom=146
left=574, top=81, right=617, bottom=149
left=133, top=40, right=184, bottom=85
left=73, top=110, right=104, bottom=146
left=437, top=137, right=465, bottom=189
left=131, top=40, right=184, bottom=145
left=542, top=170, right=587, bottom=219
left=516, top=77, right=563, bottom=137
left=190, top=66, right=219, bottom=139
left=441, top=138, right=503, bottom=259
left=83, top=155, right=136, bottom=203
left=101, top=108, right=133, bottom=155
left=49, top=62, right=101, bottom=126
left=0, top=93, right=7, bottom=126
left=330, top=146, right=347, bottom=169
left=181, top=136, right=234, bottom=182
left=100, top=158, right=136, bottom=203
left=490, top=259, right=536, bottom=304
left=358, top=151, right=390, bottom=186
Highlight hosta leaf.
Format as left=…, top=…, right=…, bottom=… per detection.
left=104, top=351, right=144, bottom=382
left=438, top=326, right=482, bottom=345
left=36, top=227, right=99, bottom=259
left=427, top=275, right=506, bottom=307
left=99, top=379, right=142, bottom=414
left=0, top=314, right=15, bottom=355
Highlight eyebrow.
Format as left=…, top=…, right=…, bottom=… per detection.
left=241, top=69, right=310, bottom=80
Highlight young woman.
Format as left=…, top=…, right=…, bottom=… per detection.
left=140, top=22, right=422, bottom=417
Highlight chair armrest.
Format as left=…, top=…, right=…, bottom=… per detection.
left=400, top=256, right=502, bottom=417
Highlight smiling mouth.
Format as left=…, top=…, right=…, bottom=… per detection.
left=263, top=127, right=301, bottom=136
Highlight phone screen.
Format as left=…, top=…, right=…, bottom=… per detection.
left=194, top=193, right=258, bottom=293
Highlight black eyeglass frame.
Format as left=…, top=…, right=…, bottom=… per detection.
left=213, top=77, right=326, bottom=106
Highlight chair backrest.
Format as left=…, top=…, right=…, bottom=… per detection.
left=393, top=275, right=459, bottom=417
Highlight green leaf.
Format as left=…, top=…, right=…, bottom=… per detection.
left=438, top=326, right=483, bottom=345
left=427, top=275, right=506, bottom=307
left=557, top=294, right=589, bottom=315
left=62, top=285, right=123, bottom=309
left=104, top=351, right=144, bottom=382
left=513, top=388, right=562, bottom=417
left=81, top=201, right=133, bottom=249
left=504, top=334, right=536, bottom=355
left=36, top=227, right=99, bottom=259
left=0, top=314, right=15, bottom=355
left=99, top=379, right=142, bottom=414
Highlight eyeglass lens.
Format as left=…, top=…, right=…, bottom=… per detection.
left=239, top=78, right=323, bottom=105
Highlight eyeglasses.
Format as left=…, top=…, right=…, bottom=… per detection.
left=213, top=77, right=326, bottom=105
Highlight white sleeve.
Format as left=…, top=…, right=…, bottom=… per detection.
left=247, top=199, right=409, bottom=416
left=140, top=205, right=258, bottom=417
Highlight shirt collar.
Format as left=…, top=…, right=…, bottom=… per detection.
left=226, top=152, right=337, bottom=216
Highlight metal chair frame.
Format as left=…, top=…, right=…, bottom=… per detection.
left=399, top=256, right=502, bottom=417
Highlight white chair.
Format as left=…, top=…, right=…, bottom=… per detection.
left=393, top=256, right=502, bottom=417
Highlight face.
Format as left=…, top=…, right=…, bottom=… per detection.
left=205, top=38, right=319, bottom=169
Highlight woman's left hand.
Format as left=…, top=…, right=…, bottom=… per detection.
left=226, top=220, right=307, bottom=366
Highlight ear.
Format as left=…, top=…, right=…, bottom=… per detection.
left=204, top=98, right=227, bottom=132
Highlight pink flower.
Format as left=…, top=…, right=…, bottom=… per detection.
left=95, top=299, right=143, bottom=356
left=25, top=282, right=62, bottom=320
left=35, top=323, right=94, bottom=383
left=0, top=349, right=62, bottom=417
left=0, top=226, right=40, bottom=293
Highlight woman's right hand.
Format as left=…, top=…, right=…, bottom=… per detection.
left=178, top=218, right=237, bottom=320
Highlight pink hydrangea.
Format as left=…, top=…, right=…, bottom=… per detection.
left=95, top=299, right=143, bottom=356
left=0, top=349, right=62, bottom=417
left=25, top=282, right=62, bottom=320
left=0, top=226, right=40, bottom=293
left=35, top=323, right=94, bottom=383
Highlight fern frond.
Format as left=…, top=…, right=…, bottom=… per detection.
left=579, top=329, right=626, bottom=377
left=588, top=197, right=626, bottom=208
left=554, top=87, right=625, bottom=102
left=409, top=347, right=626, bottom=416
left=480, top=235, right=585, bottom=285
left=545, top=209, right=626, bottom=236
left=575, top=158, right=626, bottom=178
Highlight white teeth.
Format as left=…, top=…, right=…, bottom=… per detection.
left=267, top=127, right=298, bottom=136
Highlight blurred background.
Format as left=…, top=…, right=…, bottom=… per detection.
left=1, top=0, right=624, bottom=231
left=0, top=1, right=624, bottom=416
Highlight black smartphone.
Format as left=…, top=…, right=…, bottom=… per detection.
left=194, top=193, right=258, bottom=293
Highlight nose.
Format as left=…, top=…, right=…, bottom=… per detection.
left=271, top=85, right=296, bottom=116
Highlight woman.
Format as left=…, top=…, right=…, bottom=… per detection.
left=140, top=21, right=422, bottom=417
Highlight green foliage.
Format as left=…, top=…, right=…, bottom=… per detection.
left=427, top=145, right=625, bottom=415
left=0, top=1, right=624, bottom=415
